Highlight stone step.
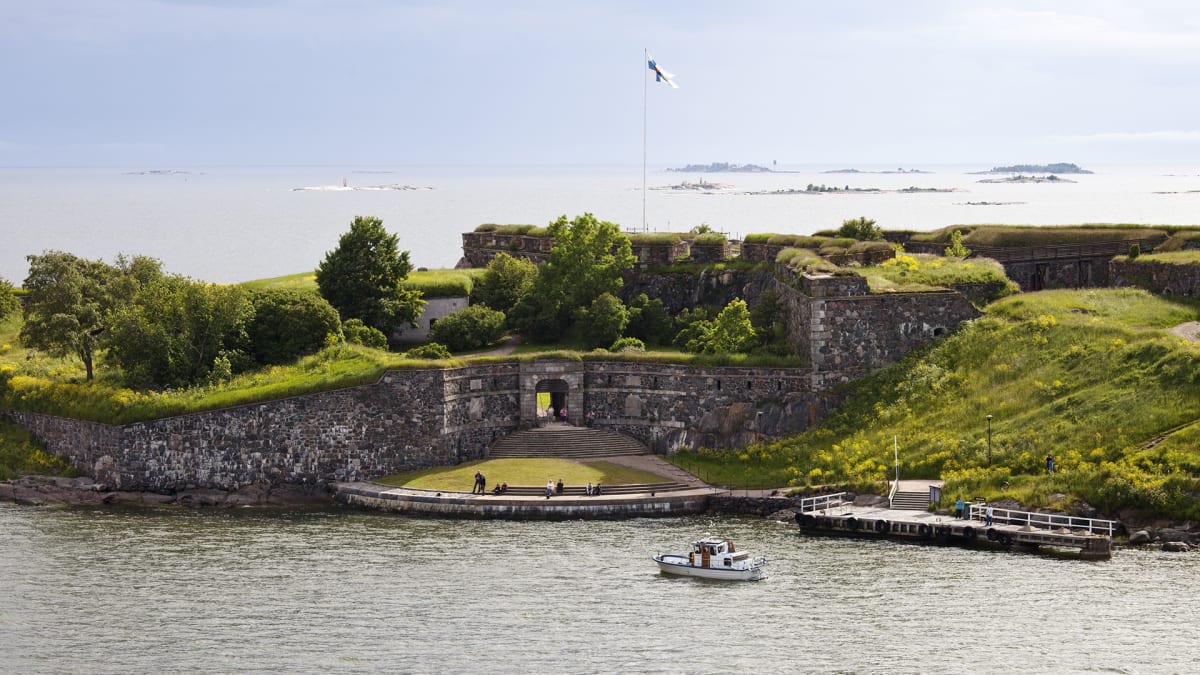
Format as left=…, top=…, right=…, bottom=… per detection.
left=487, top=427, right=649, bottom=459
left=889, top=491, right=931, bottom=511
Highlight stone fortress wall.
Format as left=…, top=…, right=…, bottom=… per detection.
left=6, top=232, right=991, bottom=494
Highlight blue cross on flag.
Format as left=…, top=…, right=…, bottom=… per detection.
left=647, top=54, right=678, bottom=88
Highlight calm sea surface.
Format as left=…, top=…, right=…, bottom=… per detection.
left=4, top=164, right=1200, bottom=284
left=0, top=505, right=1196, bottom=673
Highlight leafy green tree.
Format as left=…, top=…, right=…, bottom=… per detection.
left=749, top=290, right=790, bottom=354
left=473, top=252, right=537, bottom=315
left=672, top=307, right=712, bottom=351
left=707, top=298, right=757, bottom=353
left=342, top=318, right=388, bottom=350
left=248, top=289, right=341, bottom=365
left=20, top=252, right=122, bottom=381
left=626, top=293, right=674, bottom=346
left=944, top=229, right=971, bottom=257
left=609, top=336, right=645, bottom=352
left=316, top=215, right=425, bottom=337
left=576, top=293, right=628, bottom=349
left=0, top=276, right=18, bottom=320
left=514, top=213, right=634, bottom=341
left=836, top=216, right=882, bottom=241
left=106, top=275, right=254, bottom=388
left=429, top=305, right=506, bottom=352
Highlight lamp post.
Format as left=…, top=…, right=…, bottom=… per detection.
left=986, top=414, right=993, bottom=466
left=755, top=411, right=763, bottom=444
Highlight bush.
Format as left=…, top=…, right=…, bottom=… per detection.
left=342, top=318, right=388, bottom=350
left=0, top=277, right=17, bottom=320
left=1129, top=243, right=1141, bottom=259
left=836, top=217, right=883, bottom=241
left=429, top=305, right=506, bottom=352
left=627, top=232, right=683, bottom=246
left=609, top=337, right=645, bottom=352
left=575, top=293, right=628, bottom=349
left=472, top=252, right=537, bottom=315
left=405, top=342, right=452, bottom=359
left=248, top=289, right=342, bottom=365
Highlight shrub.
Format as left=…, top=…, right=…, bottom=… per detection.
left=248, top=289, right=341, bottom=365
left=576, top=293, right=628, bottom=349
left=944, top=229, right=971, bottom=257
left=836, top=217, right=883, bottom=241
left=609, top=337, right=645, bottom=352
left=429, top=305, right=506, bottom=352
left=0, top=276, right=17, bottom=320
left=1129, top=243, right=1140, bottom=259
left=627, top=232, right=683, bottom=246
left=342, top=318, right=388, bottom=350
left=405, top=342, right=452, bottom=359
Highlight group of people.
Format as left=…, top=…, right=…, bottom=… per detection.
left=471, top=471, right=487, bottom=494
left=474, top=473, right=602, bottom=497
left=954, top=498, right=996, bottom=525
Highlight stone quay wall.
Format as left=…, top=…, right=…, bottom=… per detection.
left=1109, top=258, right=1200, bottom=297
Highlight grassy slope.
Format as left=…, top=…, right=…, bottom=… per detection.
left=672, top=288, right=1200, bottom=521
left=239, top=268, right=485, bottom=298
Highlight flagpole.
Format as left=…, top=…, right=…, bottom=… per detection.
left=642, top=48, right=648, bottom=232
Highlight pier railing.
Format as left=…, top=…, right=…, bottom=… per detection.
left=798, top=492, right=851, bottom=513
left=968, top=504, right=1118, bottom=536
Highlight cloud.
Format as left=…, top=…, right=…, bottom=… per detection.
left=1049, top=130, right=1200, bottom=143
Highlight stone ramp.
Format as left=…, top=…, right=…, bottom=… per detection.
left=487, top=425, right=650, bottom=459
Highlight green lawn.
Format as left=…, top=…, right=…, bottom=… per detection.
left=375, top=458, right=670, bottom=491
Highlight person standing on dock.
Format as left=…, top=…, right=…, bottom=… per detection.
left=955, top=498, right=964, bottom=519
left=985, top=505, right=995, bottom=526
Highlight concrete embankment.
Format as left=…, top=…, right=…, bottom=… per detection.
left=335, top=482, right=726, bottom=520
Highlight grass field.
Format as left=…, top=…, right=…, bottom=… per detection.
left=375, top=458, right=669, bottom=491
left=238, top=268, right=485, bottom=298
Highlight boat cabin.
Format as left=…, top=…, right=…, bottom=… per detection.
left=690, top=537, right=751, bottom=568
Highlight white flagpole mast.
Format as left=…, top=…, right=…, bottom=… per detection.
left=643, top=48, right=648, bottom=232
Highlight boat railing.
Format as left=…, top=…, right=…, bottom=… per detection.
left=967, top=503, right=1118, bottom=536
left=798, top=492, right=851, bottom=513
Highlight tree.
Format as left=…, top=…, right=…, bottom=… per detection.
left=944, top=229, right=971, bottom=257
left=315, top=215, right=425, bottom=337
left=473, top=252, right=537, bottom=315
left=20, top=252, right=121, bottom=381
left=626, top=293, right=674, bottom=346
left=248, top=289, right=341, bottom=365
left=106, top=275, right=254, bottom=388
left=514, top=213, right=634, bottom=341
left=428, top=305, right=506, bottom=352
left=0, top=276, right=18, bottom=320
left=707, top=298, right=757, bottom=353
left=676, top=300, right=757, bottom=354
left=749, top=290, right=790, bottom=354
left=837, top=216, right=882, bottom=241
left=576, top=293, right=628, bottom=349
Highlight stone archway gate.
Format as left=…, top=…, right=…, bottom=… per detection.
left=520, top=360, right=583, bottom=426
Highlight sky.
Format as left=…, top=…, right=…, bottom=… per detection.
left=3, top=0, right=1200, bottom=167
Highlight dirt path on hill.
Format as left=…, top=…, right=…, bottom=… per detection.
left=1168, top=321, right=1200, bottom=341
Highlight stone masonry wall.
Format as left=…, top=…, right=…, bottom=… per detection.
left=1109, top=258, right=1200, bottom=297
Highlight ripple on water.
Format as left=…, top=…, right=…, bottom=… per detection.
left=0, top=507, right=1196, bottom=673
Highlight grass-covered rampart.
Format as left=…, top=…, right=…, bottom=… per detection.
left=670, top=288, right=1200, bottom=521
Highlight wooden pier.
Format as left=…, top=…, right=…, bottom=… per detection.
left=794, top=494, right=1115, bottom=560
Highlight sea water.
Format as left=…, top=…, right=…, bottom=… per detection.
left=0, top=506, right=1196, bottom=673
left=4, top=164, right=1200, bottom=284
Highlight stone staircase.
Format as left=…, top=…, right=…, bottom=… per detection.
left=889, top=489, right=932, bottom=511
left=487, top=425, right=649, bottom=459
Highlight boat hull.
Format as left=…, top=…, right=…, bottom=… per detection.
left=652, top=554, right=766, bottom=581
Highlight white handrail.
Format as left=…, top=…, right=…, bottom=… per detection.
left=799, top=492, right=850, bottom=513
left=967, top=503, right=1117, bottom=536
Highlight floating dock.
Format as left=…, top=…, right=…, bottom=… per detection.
left=794, top=494, right=1115, bottom=560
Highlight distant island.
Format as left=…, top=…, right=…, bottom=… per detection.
left=292, top=184, right=433, bottom=192
left=977, top=174, right=1076, bottom=184
left=650, top=180, right=734, bottom=193
left=958, top=201, right=1026, bottom=206
left=744, top=184, right=960, bottom=196
left=822, top=168, right=932, bottom=174
left=668, top=163, right=773, bottom=173
left=976, top=163, right=1092, bottom=174
left=125, top=169, right=193, bottom=176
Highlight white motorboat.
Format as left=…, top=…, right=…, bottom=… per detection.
left=653, top=536, right=768, bottom=581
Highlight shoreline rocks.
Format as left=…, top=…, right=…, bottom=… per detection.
left=0, top=475, right=333, bottom=508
